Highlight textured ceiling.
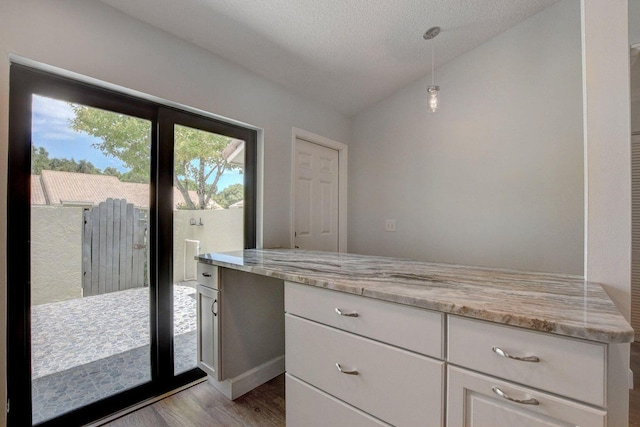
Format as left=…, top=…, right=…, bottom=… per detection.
left=98, top=0, right=559, bottom=116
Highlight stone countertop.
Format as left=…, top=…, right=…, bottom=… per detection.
left=197, top=249, right=634, bottom=344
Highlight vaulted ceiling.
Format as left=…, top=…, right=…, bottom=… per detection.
left=98, top=0, right=559, bottom=116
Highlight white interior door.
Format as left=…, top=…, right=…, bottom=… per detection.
left=294, top=138, right=339, bottom=251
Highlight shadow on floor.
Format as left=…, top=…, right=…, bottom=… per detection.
left=32, top=331, right=196, bottom=424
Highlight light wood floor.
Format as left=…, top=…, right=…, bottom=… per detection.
left=101, top=345, right=640, bottom=427
left=100, top=375, right=285, bottom=427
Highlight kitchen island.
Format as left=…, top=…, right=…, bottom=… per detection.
left=196, top=249, right=634, bottom=426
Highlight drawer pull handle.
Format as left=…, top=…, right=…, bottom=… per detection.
left=492, top=346, right=540, bottom=363
left=492, top=386, right=539, bottom=405
left=202, top=272, right=212, bottom=278
left=335, top=363, right=358, bottom=375
left=335, top=308, right=359, bottom=317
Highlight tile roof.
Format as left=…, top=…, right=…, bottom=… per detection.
left=31, top=175, right=48, bottom=205
left=32, top=170, right=222, bottom=209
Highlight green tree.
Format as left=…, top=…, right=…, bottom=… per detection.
left=69, top=106, right=151, bottom=181
left=31, top=146, right=50, bottom=174
left=103, top=167, right=121, bottom=177
left=173, top=125, right=238, bottom=210
left=70, top=107, right=239, bottom=209
left=30, top=145, right=102, bottom=175
left=214, top=183, right=244, bottom=209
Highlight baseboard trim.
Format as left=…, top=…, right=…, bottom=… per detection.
left=207, top=355, right=285, bottom=400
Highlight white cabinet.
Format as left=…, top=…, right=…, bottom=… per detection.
left=447, top=316, right=609, bottom=427
left=197, top=247, right=633, bottom=426
left=196, top=264, right=285, bottom=400
left=285, top=282, right=619, bottom=426
left=197, top=282, right=221, bottom=381
left=447, top=366, right=606, bottom=427
left=286, top=374, right=390, bottom=427
left=285, top=281, right=444, bottom=427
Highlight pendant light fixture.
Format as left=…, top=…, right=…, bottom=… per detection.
left=423, top=27, right=441, bottom=112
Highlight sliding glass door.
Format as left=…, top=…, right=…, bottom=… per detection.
left=29, top=95, right=153, bottom=424
left=158, top=108, right=256, bottom=378
left=7, top=65, right=257, bottom=426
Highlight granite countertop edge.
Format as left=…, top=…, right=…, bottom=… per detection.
left=197, top=249, right=634, bottom=344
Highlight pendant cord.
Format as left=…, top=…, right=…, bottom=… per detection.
left=431, top=42, right=434, bottom=86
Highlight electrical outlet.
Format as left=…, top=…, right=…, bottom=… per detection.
left=385, top=219, right=396, bottom=232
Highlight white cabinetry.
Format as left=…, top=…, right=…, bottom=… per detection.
left=447, top=316, right=608, bottom=427
left=285, top=282, right=619, bottom=426
left=199, top=250, right=631, bottom=426
left=197, top=279, right=220, bottom=380
left=286, top=372, right=390, bottom=427
left=196, top=264, right=285, bottom=400
left=447, top=366, right=606, bottom=427
left=285, top=281, right=445, bottom=427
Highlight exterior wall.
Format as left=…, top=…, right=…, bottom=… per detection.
left=349, top=0, right=584, bottom=274
left=173, top=208, right=244, bottom=284
left=29, top=206, right=244, bottom=304
left=30, top=206, right=83, bottom=305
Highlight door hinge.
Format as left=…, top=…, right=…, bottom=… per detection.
left=6, top=398, right=9, bottom=413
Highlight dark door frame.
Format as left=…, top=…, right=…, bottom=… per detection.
left=7, top=64, right=257, bottom=426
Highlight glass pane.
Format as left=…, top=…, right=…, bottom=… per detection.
left=30, top=95, right=151, bottom=423
left=173, top=124, right=245, bottom=375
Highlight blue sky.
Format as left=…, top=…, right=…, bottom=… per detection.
left=31, top=95, right=243, bottom=190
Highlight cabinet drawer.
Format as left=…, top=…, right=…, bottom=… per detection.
left=285, top=281, right=444, bottom=358
left=286, top=314, right=444, bottom=427
left=286, top=374, right=389, bottom=427
left=447, top=366, right=606, bottom=427
left=196, top=263, right=219, bottom=289
left=448, top=316, right=606, bottom=406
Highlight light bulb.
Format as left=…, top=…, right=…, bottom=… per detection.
left=427, top=85, right=439, bottom=112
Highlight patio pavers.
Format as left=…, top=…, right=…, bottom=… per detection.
left=31, top=285, right=197, bottom=424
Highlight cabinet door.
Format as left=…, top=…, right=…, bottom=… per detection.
left=447, top=366, right=606, bottom=427
left=197, top=284, right=221, bottom=381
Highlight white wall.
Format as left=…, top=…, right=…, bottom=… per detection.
left=0, top=0, right=634, bottom=425
left=633, top=59, right=640, bottom=132
left=631, top=0, right=640, bottom=133
left=582, top=0, right=632, bottom=321
left=0, top=0, right=351, bottom=422
left=582, top=3, right=631, bottom=423
left=0, top=0, right=351, bottom=248
left=349, top=0, right=584, bottom=274
left=630, top=0, right=640, bottom=46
